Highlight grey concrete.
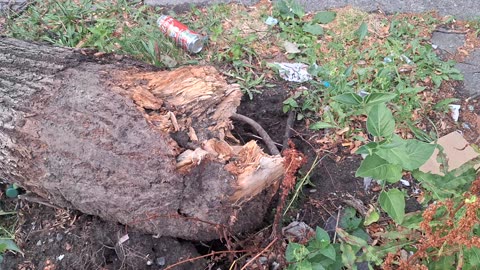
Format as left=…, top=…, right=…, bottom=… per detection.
left=431, top=31, right=466, bottom=55
left=456, top=50, right=480, bottom=95
left=145, top=0, right=480, bottom=20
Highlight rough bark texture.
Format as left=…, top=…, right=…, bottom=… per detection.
left=0, top=38, right=283, bottom=240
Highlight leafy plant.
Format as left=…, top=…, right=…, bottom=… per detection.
left=0, top=210, right=21, bottom=264
left=285, top=207, right=369, bottom=270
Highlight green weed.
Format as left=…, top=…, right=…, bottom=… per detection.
left=273, top=1, right=462, bottom=135
left=5, top=0, right=188, bottom=67
left=286, top=102, right=480, bottom=269
left=0, top=194, right=21, bottom=264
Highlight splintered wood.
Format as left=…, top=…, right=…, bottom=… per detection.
left=123, top=66, right=242, bottom=142
left=117, top=65, right=284, bottom=202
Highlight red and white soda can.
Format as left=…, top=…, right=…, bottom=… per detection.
left=157, top=15, right=204, bottom=54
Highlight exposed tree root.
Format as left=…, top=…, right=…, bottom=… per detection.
left=231, top=113, right=280, bottom=155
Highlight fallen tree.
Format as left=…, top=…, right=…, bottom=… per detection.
left=0, top=38, right=284, bottom=240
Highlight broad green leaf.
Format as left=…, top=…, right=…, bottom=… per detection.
left=310, top=122, right=336, bottom=130
left=379, top=189, right=405, bottom=224
left=356, top=154, right=402, bottom=183
left=0, top=239, right=21, bottom=253
left=276, top=0, right=305, bottom=18
left=286, top=243, right=309, bottom=262
left=428, top=255, right=455, bottom=270
left=366, top=103, right=395, bottom=137
left=315, top=227, right=330, bottom=242
left=310, top=262, right=326, bottom=270
left=340, top=243, right=356, bottom=269
left=356, top=22, right=368, bottom=42
left=364, top=207, right=380, bottom=226
left=434, top=98, right=460, bottom=111
left=313, top=11, right=336, bottom=24
left=332, top=93, right=363, bottom=105
left=344, top=65, right=353, bottom=77
left=296, top=260, right=313, bottom=270
left=401, top=212, right=423, bottom=229
left=413, top=167, right=477, bottom=200
left=464, top=247, right=480, bottom=270
left=336, top=228, right=368, bottom=247
left=351, top=228, right=370, bottom=243
left=355, top=141, right=387, bottom=155
left=407, top=123, right=434, bottom=142
left=376, top=139, right=435, bottom=170
left=375, top=141, right=409, bottom=168
left=302, top=23, right=324, bottom=35
left=364, top=93, right=397, bottom=105
left=403, top=140, right=436, bottom=169
left=339, top=207, right=361, bottom=231
left=319, top=245, right=336, bottom=261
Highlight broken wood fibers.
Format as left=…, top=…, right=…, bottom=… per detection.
left=118, top=66, right=284, bottom=202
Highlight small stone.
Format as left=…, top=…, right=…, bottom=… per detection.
left=272, top=262, right=280, bottom=270
left=56, top=233, right=63, bottom=242
left=114, top=54, right=124, bottom=61
left=146, top=260, right=153, bottom=266
left=57, top=254, right=65, bottom=261
left=155, top=257, right=166, bottom=266
left=36, top=240, right=42, bottom=246
left=48, top=238, right=54, bottom=243
left=468, top=105, right=475, bottom=112
left=309, top=189, right=317, bottom=193
left=259, top=257, right=268, bottom=265
left=282, top=221, right=315, bottom=242
left=462, top=122, right=471, bottom=130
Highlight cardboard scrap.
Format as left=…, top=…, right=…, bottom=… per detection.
left=419, top=131, right=479, bottom=175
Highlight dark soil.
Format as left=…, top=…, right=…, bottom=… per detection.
left=1, top=199, right=204, bottom=270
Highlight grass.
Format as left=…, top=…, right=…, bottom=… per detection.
left=270, top=5, right=463, bottom=141
left=0, top=205, right=20, bottom=263
left=5, top=0, right=191, bottom=66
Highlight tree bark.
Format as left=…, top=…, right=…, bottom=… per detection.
left=0, top=38, right=284, bottom=240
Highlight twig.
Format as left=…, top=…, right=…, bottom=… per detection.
left=323, top=162, right=337, bottom=190
left=466, top=92, right=480, bottom=102
left=282, top=110, right=296, bottom=152
left=18, top=194, right=62, bottom=209
left=231, top=113, right=280, bottom=155
left=239, top=238, right=278, bottom=270
left=433, top=28, right=468, bottom=34
left=333, top=207, right=342, bottom=243
left=164, top=249, right=250, bottom=270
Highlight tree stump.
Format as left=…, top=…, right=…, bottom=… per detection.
left=0, top=38, right=284, bottom=240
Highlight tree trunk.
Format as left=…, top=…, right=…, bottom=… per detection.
left=0, top=38, right=284, bottom=240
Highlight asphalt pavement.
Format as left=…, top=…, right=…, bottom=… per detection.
left=145, top=0, right=480, bottom=20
